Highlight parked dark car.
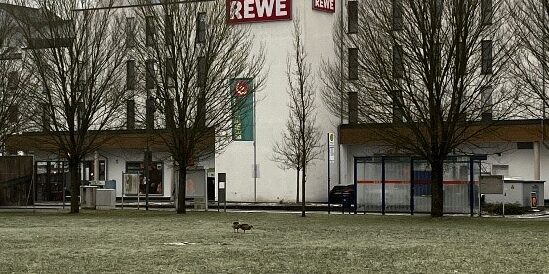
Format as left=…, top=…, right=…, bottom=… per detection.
left=329, top=185, right=355, bottom=204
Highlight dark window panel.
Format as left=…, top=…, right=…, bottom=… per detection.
left=126, top=17, right=136, bottom=48
left=165, top=14, right=174, bottom=46
left=348, top=48, right=358, bottom=80
left=126, top=60, right=136, bottom=90
left=348, top=91, right=358, bottom=124
left=348, top=1, right=358, bottom=34
left=481, top=85, right=493, bottom=121
left=392, top=0, right=403, bottom=31
left=196, top=12, right=206, bottom=44
left=165, top=98, right=175, bottom=129
left=197, top=56, right=206, bottom=88
left=481, top=40, right=492, bottom=74
left=146, top=16, right=155, bottom=47
left=391, top=90, right=403, bottom=123
left=146, top=97, right=156, bottom=130
left=7, top=71, right=19, bottom=90
left=517, top=142, right=534, bottom=150
left=393, top=44, right=404, bottom=79
left=126, top=99, right=135, bottom=130
left=481, top=0, right=492, bottom=26
left=165, top=58, right=175, bottom=87
left=146, top=59, right=156, bottom=89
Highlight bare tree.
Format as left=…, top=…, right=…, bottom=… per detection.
left=133, top=1, right=265, bottom=214
left=14, top=0, right=128, bottom=213
left=273, top=19, right=322, bottom=217
left=0, top=3, right=32, bottom=152
left=509, top=1, right=548, bottom=120
left=321, top=0, right=520, bottom=216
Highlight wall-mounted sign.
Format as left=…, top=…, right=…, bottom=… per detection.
left=313, top=0, right=335, bottom=13
left=227, top=0, right=292, bottom=23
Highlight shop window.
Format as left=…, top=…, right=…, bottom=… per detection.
left=517, top=142, right=533, bottom=149
left=126, top=161, right=163, bottom=195
left=82, top=160, right=106, bottom=181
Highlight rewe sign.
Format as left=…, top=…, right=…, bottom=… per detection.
left=313, top=0, right=335, bottom=13
left=227, top=0, right=292, bottom=23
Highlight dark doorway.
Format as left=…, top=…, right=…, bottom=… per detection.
left=207, top=177, right=215, bottom=201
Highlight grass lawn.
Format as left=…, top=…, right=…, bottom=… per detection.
left=0, top=210, right=548, bottom=273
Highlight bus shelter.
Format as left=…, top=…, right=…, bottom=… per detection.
left=354, top=155, right=485, bottom=215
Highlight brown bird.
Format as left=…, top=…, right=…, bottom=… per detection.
left=232, top=221, right=240, bottom=233
left=238, top=223, right=253, bottom=233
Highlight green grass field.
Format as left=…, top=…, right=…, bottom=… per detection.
left=0, top=210, right=548, bottom=273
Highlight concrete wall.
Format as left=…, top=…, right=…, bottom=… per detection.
left=215, top=1, right=340, bottom=203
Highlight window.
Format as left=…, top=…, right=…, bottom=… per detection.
left=348, top=1, right=358, bottom=34
left=392, top=0, right=403, bottom=31
left=481, top=85, right=493, bottom=120
left=8, top=104, right=18, bottom=123
left=517, top=142, right=533, bottom=149
left=126, top=60, right=136, bottom=90
left=146, top=59, right=156, bottom=89
left=165, top=14, right=174, bottom=46
left=492, top=164, right=509, bottom=177
left=7, top=71, right=19, bottom=90
left=81, top=160, right=106, bottom=181
left=481, top=0, right=492, bottom=26
left=392, top=44, right=404, bottom=79
left=196, top=12, right=206, bottom=44
left=481, top=40, right=492, bottom=74
left=391, top=90, right=403, bottom=122
left=126, top=17, right=136, bottom=48
left=348, top=91, right=358, bottom=124
left=165, top=57, right=175, bottom=87
left=145, top=16, right=156, bottom=47
left=146, top=97, right=156, bottom=130
left=165, top=98, right=175, bottom=129
left=348, top=48, right=358, bottom=80
left=198, top=56, right=206, bottom=87
left=126, top=100, right=135, bottom=130
left=126, top=161, right=164, bottom=195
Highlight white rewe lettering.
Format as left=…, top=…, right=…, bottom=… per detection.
left=243, top=0, right=255, bottom=19
left=276, top=0, right=287, bottom=17
left=256, top=0, right=275, bottom=17
left=230, top=1, right=243, bottom=19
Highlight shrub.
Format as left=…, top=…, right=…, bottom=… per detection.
left=483, top=203, right=527, bottom=215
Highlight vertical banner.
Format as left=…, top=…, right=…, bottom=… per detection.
left=231, top=78, right=254, bottom=141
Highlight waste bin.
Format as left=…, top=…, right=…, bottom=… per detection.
left=80, top=185, right=98, bottom=209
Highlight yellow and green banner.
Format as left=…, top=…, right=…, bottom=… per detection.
left=231, top=78, right=254, bottom=141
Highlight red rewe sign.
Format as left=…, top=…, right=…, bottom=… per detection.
left=227, top=0, right=292, bottom=23
left=313, top=0, right=335, bottom=13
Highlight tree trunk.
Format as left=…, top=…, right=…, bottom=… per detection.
left=177, top=164, right=187, bottom=214
left=301, top=166, right=306, bottom=217
left=296, top=168, right=300, bottom=203
left=430, top=158, right=444, bottom=217
left=69, top=159, right=80, bottom=214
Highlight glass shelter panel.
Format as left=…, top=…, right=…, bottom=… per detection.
left=413, top=160, right=432, bottom=213
left=356, top=157, right=382, bottom=212
left=385, top=157, right=411, bottom=212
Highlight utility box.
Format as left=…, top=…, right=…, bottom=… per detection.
left=96, top=189, right=116, bottom=210
left=484, top=179, right=545, bottom=208
left=80, top=185, right=98, bottom=209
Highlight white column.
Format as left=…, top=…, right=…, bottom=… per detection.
left=534, top=142, right=540, bottom=180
